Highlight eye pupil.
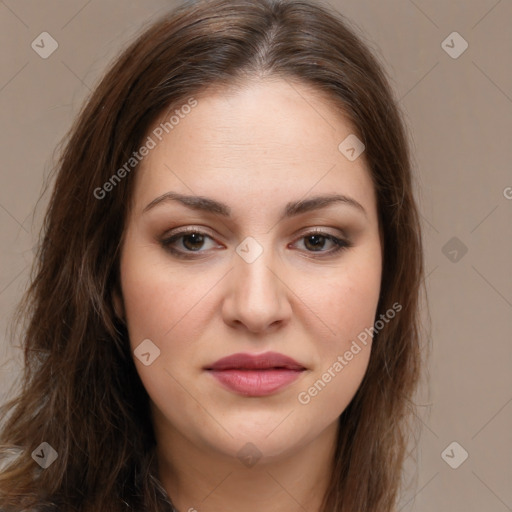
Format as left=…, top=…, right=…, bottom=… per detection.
left=304, top=234, right=326, bottom=251
left=183, top=233, right=204, bottom=251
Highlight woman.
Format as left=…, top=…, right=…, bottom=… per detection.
left=0, top=0, right=427, bottom=510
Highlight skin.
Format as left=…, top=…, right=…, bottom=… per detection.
left=116, top=78, right=382, bottom=512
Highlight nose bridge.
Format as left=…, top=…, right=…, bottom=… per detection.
left=236, top=237, right=274, bottom=288
left=223, top=235, right=290, bottom=331
left=234, top=235, right=279, bottom=299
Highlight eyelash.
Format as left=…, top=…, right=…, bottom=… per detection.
left=159, top=227, right=352, bottom=259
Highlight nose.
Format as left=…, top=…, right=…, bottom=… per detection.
left=221, top=241, right=292, bottom=333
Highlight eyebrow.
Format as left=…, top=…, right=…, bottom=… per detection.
left=142, top=191, right=367, bottom=219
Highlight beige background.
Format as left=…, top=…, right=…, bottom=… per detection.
left=1, top=1, right=511, bottom=510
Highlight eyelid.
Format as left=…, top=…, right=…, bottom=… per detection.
left=161, top=226, right=347, bottom=243
left=164, top=225, right=217, bottom=237
left=292, top=225, right=348, bottom=240
left=163, top=225, right=349, bottom=241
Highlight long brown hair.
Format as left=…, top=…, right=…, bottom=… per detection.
left=0, top=0, right=427, bottom=510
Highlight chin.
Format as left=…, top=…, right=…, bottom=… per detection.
left=206, top=420, right=314, bottom=462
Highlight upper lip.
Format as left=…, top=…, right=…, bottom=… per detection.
left=205, top=351, right=305, bottom=371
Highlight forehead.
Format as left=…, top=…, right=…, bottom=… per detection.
left=132, top=78, right=376, bottom=219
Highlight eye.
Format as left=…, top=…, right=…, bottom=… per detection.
left=291, top=230, right=352, bottom=256
left=160, top=227, right=352, bottom=259
left=160, top=228, right=221, bottom=258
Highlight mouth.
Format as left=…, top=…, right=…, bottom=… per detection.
left=204, top=351, right=306, bottom=396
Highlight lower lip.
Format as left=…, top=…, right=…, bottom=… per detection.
left=207, top=369, right=304, bottom=396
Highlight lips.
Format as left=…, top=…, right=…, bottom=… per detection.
left=205, top=351, right=306, bottom=397
left=205, top=351, right=305, bottom=371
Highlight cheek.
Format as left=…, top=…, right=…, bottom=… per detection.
left=119, top=244, right=220, bottom=404
left=293, top=248, right=381, bottom=412
left=337, top=267, right=381, bottom=343
left=119, top=251, right=202, bottom=420
left=299, top=248, right=382, bottom=359
left=120, top=244, right=216, bottom=347
left=295, top=293, right=378, bottom=418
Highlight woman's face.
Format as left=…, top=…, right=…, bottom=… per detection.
left=117, top=79, right=382, bottom=464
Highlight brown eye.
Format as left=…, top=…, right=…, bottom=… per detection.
left=160, top=228, right=351, bottom=260
left=293, top=231, right=351, bottom=256
left=180, top=233, right=206, bottom=251
left=303, top=234, right=329, bottom=251
left=160, top=229, right=221, bottom=258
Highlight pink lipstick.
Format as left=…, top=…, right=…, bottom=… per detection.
left=205, top=351, right=306, bottom=397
